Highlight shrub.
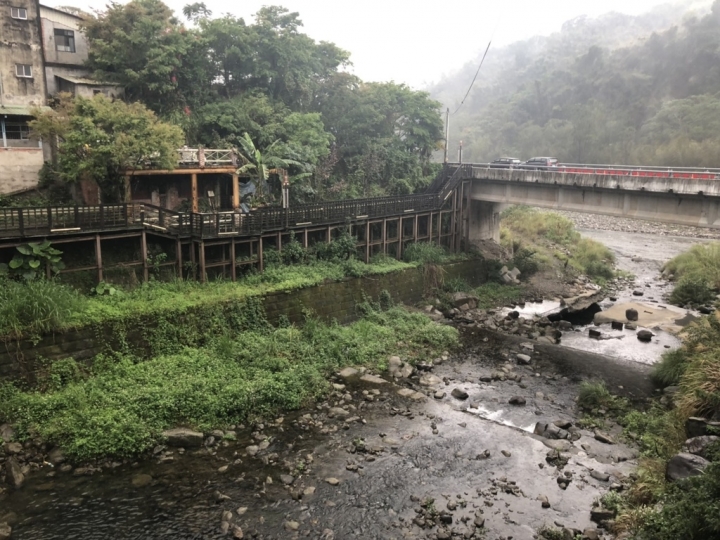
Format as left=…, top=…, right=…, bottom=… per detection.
left=403, top=242, right=446, bottom=264
left=577, top=381, right=627, bottom=414
left=0, top=278, right=86, bottom=338
left=510, top=247, right=539, bottom=277
left=651, top=349, right=688, bottom=387
left=663, top=242, right=720, bottom=290
left=670, top=275, right=716, bottom=306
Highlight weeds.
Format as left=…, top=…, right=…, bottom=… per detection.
left=577, top=381, right=628, bottom=414
left=473, top=283, right=525, bottom=309
left=403, top=242, right=446, bottom=264
left=651, top=348, right=688, bottom=387
left=663, top=242, right=720, bottom=290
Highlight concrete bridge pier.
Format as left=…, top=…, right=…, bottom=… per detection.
left=468, top=200, right=504, bottom=244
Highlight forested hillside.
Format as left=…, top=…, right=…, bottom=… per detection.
left=39, top=0, right=444, bottom=204
left=432, top=0, right=720, bottom=166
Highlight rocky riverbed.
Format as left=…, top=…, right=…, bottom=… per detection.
left=0, top=329, right=638, bottom=540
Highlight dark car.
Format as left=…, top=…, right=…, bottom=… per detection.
left=522, top=157, right=559, bottom=170
left=489, top=157, right=522, bottom=168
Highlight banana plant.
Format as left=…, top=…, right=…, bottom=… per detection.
left=0, top=240, right=65, bottom=281
left=236, top=132, right=306, bottom=203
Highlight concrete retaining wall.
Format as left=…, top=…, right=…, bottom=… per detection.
left=0, top=260, right=489, bottom=382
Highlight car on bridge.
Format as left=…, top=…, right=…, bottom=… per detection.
left=489, top=157, right=522, bottom=168
left=521, top=157, right=559, bottom=170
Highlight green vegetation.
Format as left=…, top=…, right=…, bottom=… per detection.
left=433, top=1, right=720, bottom=168
left=0, top=301, right=457, bottom=460
left=403, top=242, right=448, bottom=264
left=663, top=242, right=720, bottom=305
left=0, top=241, right=65, bottom=281
left=610, top=315, right=720, bottom=538
left=500, top=206, right=615, bottom=282
left=472, top=282, right=525, bottom=309
left=28, top=0, right=443, bottom=205
left=577, top=381, right=628, bottom=415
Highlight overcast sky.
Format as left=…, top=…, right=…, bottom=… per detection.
left=45, top=0, right=693, bottom=89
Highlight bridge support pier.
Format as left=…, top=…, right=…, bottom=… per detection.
left=468, top=200, right=503, bottom=245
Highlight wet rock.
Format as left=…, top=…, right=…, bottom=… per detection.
left=590, top=470, right=610, bottom=482
left=48, top=447, right=66, bottom=465
left=419, top=374, right=442, bottom=386
left=538, top=495, right=551, bottom=508
left=329, top=407, right=350, bottom=417
left=588, top=328, right=601, bottom=339
left=583, top=528, right=600, bottom=540
left=337, top=367, right=359, bottom=380
left=625, top=308, right=639, bottom=321
left=284, top=521, right=300, bottom=531
left=0, top=523, right=11, bottom=540
left=280, top=474, right=294, bottom=485
left=359, top=374, right=386, bottom=385
left=554, top=420, right=572, bottom=429
left=232, top=525, right=244, bottom=539
left=217, top=465, right=229, bottom=474
left=594, top=431, right=615, bottom=444
left=131, top=474, right=153, bottom=488
left=325, top=477, right=340, bottom=485
left=548, top=303, right=601, bottom=326
left=2, top=443, right=21, bottom=455
left=303, top=486, right=316, bottom=496
left=163, top=428, right=204, bottom=448
left=685, top=417, right=720, bottom=438
left=611, top=321, right=624, bottom=330
left=501, top=450, right=511, bottom=457
left=683, top=436, right=720, bottom=458
left=451, top=292, right=478, bottom=309
left=637, top=329, right=654, bottom=342
left=5, top=457, right=24, bottom=489
left=632, top=290, right=644, bottom=297
left=666, top=453, right=709, bottom=482
left=245, top=445, right=259, bottom=456
left=508, top=396, right=526, bottom=406
left=474, top=516, right=486, bottom=528
left=516, top=353, right=532, bottom=365
left=451, top=388, right=469, bottom=400
left=0, top=424, right=14, bottom=442
left=534, top=422, right=547, bottom=436
left=396, top=388, right=415, bottom=398
left=434, top=390, right=446, bottom=400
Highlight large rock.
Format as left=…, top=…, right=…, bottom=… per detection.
left=359, top=374, right=387, bottom=385
left=685, top=417, right=720, bottom=438
left=450, top=292, right=478, bottom=309
left=2, top=442, right=21, bottom=455
left=625, top=308, right=639, bottom=321
left=683, top=435, right=720, bottom=458
left=666, top=452, right=710, bottom=482
left=637, top=329, right=654, bottom=342
left=337, top=367, right=359, bottom=380
left=0, top=522, right=12, bottom=540
left=419, top=373, right=442, bottom=386
left=0, top=424, right=14, bottom=442
left=5, top=457, right=24, bottom=488
left=48, top=447, right=66, bottom=465
left=451, top=388, right=469, bottom=400
left=163, top=428, right=204, bottom=448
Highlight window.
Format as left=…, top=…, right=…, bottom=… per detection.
left=54, top=29, right=75, bottom=53
left=15, top=64, right=32, bottom=78
left=10, top=6, right=27, bottom=19
left=5, top=119, right=30, bottom=141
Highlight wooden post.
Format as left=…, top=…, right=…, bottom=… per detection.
left=365, top=221, right=370, bottom=263
left=450, top=189, right=457, bottom=252
left=232, top=173, right=240, bottom=209
left=191, top=173, right=198, bottom=213
left=277, top=231, right=282, bottom=252
left=437, top=212, right=442, bottom=245
left=413, top=214, right=418, bottom=243
left=176, top=239, right=183, bottom=279
left=397, top=217, right=403, bottom=260
left=464, top=181, right=471, bottom=252
left=303, top=229, right=308, bottom=248
left=199, top=240, right=206, bottom=282
left=141, top=230, right=149, bottom=282
left=123, top=176, right=132, bottom=202
left=258, top=236, right=264, bottom=272
left=382, top=218, right=387, bottom=255
left=95, top=234, right=103, bottom=283
left=230, top=238, right=236, bottom=281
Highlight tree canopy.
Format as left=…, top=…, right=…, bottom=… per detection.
left=69, top=0, right=444, bottom=202
left=432, top=0, right=720, bottom=167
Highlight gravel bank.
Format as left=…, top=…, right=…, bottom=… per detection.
left=555, top=210, right=720, bottom=240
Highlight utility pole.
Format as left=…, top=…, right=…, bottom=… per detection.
left=458, top=141, right=463, bottom=164
left=443, top=108, right=450, bottom=163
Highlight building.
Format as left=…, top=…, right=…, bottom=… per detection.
left=0, top=0, right=50, bottom=194
left=39, top=4, right=121, bottom=99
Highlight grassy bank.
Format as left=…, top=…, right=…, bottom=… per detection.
left=0, top=300, right=458, bottom=460
left=500, top=206, right=616, bottom=282
left=601, top=315, right=720, bottom=539
left=0, top=237, right=467, bottom=340
left=662, top=242, right=720, bottom=305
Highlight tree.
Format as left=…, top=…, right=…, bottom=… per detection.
left=31, top=95, right=184, bottom=202
left=236, top=133, right=306, bottom=203
left=82, top=0, right=212, bottom=114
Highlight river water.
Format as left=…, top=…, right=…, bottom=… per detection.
left=1, top=227, right=713, bottom=540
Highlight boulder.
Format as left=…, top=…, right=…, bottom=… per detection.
left=516, top=353, right=532, bottom=365
left=337, top=367, right=359, bottom=380
left=2, top=442, right=22, bottom=455
left=683, top=435, right=720, bottom=458
left=508, top=396, right=526, bottom=406
left=611, top=321, right=624, bottom=330
left=0, top=424, right=14, bottom=442
left=5, top=457, right=24, bottom=488
left=637, top=329, right=654, bottom=342
left=685, top=417, right=720, bottom=438
left=0, top=523, right=11, bottom=540
left=359, top=374, right=387, bottom=385
left=419, top=374, right=442, bottom=386
left=625, top=308, right=639, bottom=321
left=163, top=428, right=204, bottom=448
left=450, top=292, right=478, bottom=309
left=48, top=447, right=66, bottom=465
left=632, top=290, right=644, bottom=297
left=588, top=328, right=602, bottom=339
left=666, top=453, right=709, bottom=482
left=451, top=388, right=469, bottom=400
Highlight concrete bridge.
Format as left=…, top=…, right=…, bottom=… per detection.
left=453, top=164, right=720, bottom=243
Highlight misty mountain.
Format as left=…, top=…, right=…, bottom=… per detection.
left=431, top=0, right=720, bottom=166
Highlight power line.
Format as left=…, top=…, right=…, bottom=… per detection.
left=453, top=39, right=492, bottom=116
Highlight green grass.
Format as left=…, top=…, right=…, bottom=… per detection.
left=473, top=282, right=525, bottom=309
left=500, top=206, right=615, bottom=283
left=0, top=304, right=458, bottom=460
left=663, top=242, right=720, bottom=290
left=651, top=348, right=688, bottom=387
left=577, top=381, right=628, bottom=414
